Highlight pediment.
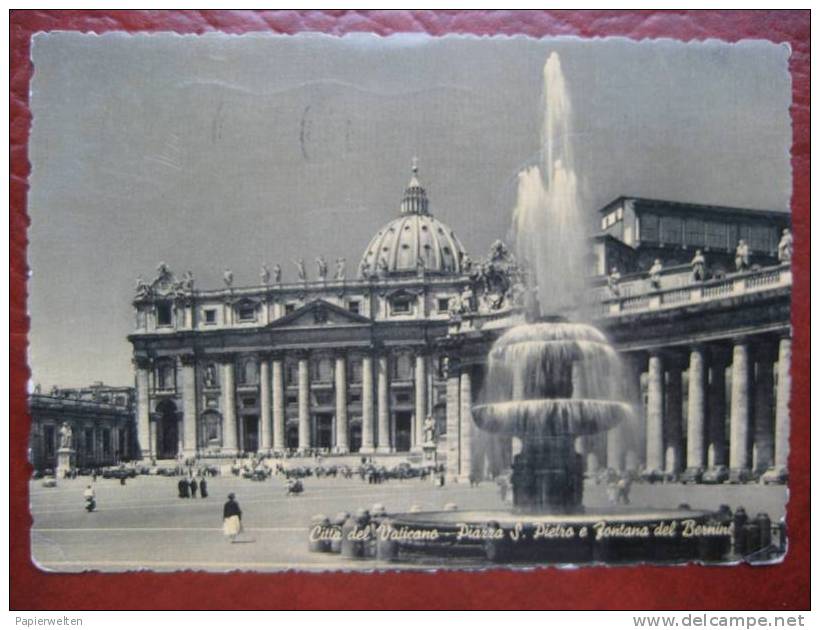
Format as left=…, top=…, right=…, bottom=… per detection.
left=267, top=299, right=371, bottom=328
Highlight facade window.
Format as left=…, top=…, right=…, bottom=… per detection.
left=392, top=354, right=413, bottom=381
left=237, top=302, right=256, bottom=322
left=312, top=357, right=333, bottom=383
left=660, top=216, right=683, bottom=244
left=286, top=393, right=298, bottom=405
left=156, top=361, right=176, bottom=390
left=349, top=391, right=361, bottom=404
left=238, top=359, right=258, bottom=386
left=242, top=397, right=257, bottom=409
left=348, top=358, right=363, bottom=383
left=204, top=309, right=217, bottom=325
left=285, top=362, right=298, bottom=386
left=640, top=213, right=659, bottom=242
left=437, top=297, right=450, bottom=312
left=685, top=218, right=706, bottom=247
left=436, top=356, right=447, bottom=379
left=313, top=391, right=334, bottom=406
left=202, top=411, right=221, bottom=444
left=705, top=220, right=729, bottom=250
left=394, top=391, right=412, bottom=405
left=285, top=303, right=296, bottom=315
left=156, top=302, right=173, bottom=327
left=348, top=300, right=360, bottom=315
left=390, top=294, right=414, bottom=315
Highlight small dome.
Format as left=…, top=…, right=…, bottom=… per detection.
left=360, top=161, right=468, bottom=275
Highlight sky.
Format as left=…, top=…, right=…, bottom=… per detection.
left=27, top=33, right=792, bottom=389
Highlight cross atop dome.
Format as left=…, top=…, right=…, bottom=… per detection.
left=411, top=156, right=419, bottom=175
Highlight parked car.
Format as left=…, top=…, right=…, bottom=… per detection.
left=702, top=465, right=730, bottom=484
left=680, top=467, right=704, bottom=485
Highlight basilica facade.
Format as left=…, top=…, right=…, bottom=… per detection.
left=128, top=165, right=792, bottom=485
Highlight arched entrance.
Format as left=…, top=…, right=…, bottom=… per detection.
left=156, top=399, right=179, bottom=459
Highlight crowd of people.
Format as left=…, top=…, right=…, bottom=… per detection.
left=177, top=476, right=208, bottom=499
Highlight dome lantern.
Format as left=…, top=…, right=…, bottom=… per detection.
left=399, top=157, right=430, bottom=216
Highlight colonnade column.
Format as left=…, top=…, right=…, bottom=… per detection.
left=753, top=345, right=775, bottom=473
left=729, top=340, right=751, bottom=481
left=685, top=345, right=707, bottom=475
left=376, top=354, right=391, bottom=453
left=458, top=366, right=474, bottom=482
left=359, top=355, right=375, bottom=454
left=221, top=357, right=238, bottom=454
left=297, top=354, right=310, bottom=451
left=622, top=353, right=645, bottom=472
left=335, top=354, right=349, bottom=454
left=134, top=357, right=152, bottom=459
left=772, top=335, right=791, bottom=474
left=707, top=348, right=728, bottom=468
left=665, top=362, right=683, bottom=475
left=271, top=356, right=285, bottom=452
left=646, top=352, right=665, bottom=473
left=180, top=354, right=198, bottom=456
left=445, top=356, right=461, bottom=481
left=414, top=352, right=428, bottom=451
left=259, top=356, right=272, bottom=453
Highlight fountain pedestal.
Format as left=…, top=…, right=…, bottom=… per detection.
left=512, top=435, right=583, bottom=513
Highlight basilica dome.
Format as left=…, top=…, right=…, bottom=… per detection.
left=360, top=162, right=469, bottom=276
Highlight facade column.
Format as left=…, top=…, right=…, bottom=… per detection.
left=413, top=352, right=428, bottom=451
left=334, top=354, right=349, bottom=454
left=134, top=357, right=152, bottom=459
left=707, top=348, right=728, bottom=468
left=606, top=423, right=626, bottom=472
left=729, top=340, right=752, bottom=481
left=221, top=357, right=238, bottom=454
left=772, top=335, right=791, bottom=474
left=646, top=352, right=665, bottom=473
left=445, top=356, right=461, bottom=481
left=360, top=354, right=375, bottom=454
left=259, top=356, right=272, bottom=453
left=753, top=344, right=775, bottom=473
left=685, top=345, right=707, bottom=475
left=459, top=366, right=474, bottom=482
left=376, top=353, right=391, bottom=453
left=664, top=361, right=683, bottom=475
left=271, top=356, right=285, bottom=452
left=180, top=354, right=198, bottom=456
left=297, top=354, right=310, bottom=451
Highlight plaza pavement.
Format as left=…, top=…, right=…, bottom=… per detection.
left=29, top=475, right=787, bottom=572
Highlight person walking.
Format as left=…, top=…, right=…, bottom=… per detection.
left=199, top=477, right=208, bottom=498
left=190, top=477, right=198, bottom=498
left=223, top=493, right=242, bottom=543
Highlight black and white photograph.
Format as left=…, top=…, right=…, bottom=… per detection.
left=26, top=31, right=793, bottom=572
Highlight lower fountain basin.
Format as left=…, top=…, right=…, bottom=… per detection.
left=472, top=398, right=632, bottom=436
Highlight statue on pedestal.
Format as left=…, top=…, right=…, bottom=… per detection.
left=260, top=264, right=271, bottom=286
left=316, top=256, right=328, bottom=281
left=59, top=422, right=73, bottom=449
left=272, top=263, right=282, bottom=284
left=423, top=415, right=436, bottom=445
left=778, top=228, right=793, bottom=263
left=649, top=259, right=663, bottom=290
left=223, top=268, right=234, bottom=288
left=735, top=239, right=750, bottom=271
left=607, top=267, right=621, bottom=296
left=690, top=250, right=706, bottom=282
left=335, top=258, right=346, bottom=281
left=358, top=259, right=370, bottom=279
left=294, top=258, right=307, bottom=282
left=135, top=275, right=152, bottom=299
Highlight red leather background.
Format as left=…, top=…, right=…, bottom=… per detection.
left=9, top=10, right=810, bottom=610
